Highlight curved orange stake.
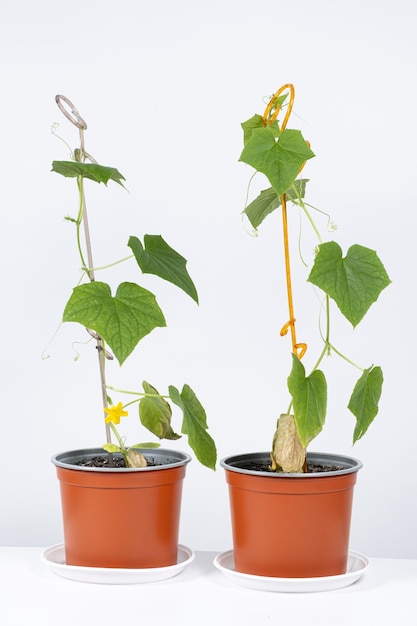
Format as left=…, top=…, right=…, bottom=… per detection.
left=262, top=83, right=295, bottom=129
left=263, top=84, right=308, bottom=360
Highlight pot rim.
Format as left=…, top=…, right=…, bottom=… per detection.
left=51, top=447, right=192, bottom=473
left=220, top=451, right=362, bottom=478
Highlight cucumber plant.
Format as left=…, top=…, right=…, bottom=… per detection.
left=239, top=84, right=390, bottom=472
left=51, top=95, right=216, bottom=470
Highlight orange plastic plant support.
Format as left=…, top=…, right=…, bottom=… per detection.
left=262, top=84, right=307, bottom=360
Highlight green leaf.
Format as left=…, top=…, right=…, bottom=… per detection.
left=243, top=179, right=309, bottom=229
left=285, top=179, right=308, bottom=203
left=52, top=161, right=126, bottom=187
left=139, top=381, right=181, bottom=440
left=63, top=281, right=166, bottom=365
left=130, top=442, right=161, bottom=449
left=308, top=242, right=391, bottom=327
left=349, top=366, right=383, bottom=443
left=244, top=187, right=281, bottom=229
left=128, top=235, right=198, bottom=303
left=239, top=127, right=314, bottom=197
left=241, top=114, right=277, bottom=145
left=102, top=443, right=121, bottom=453
left=241, top=95, right=288, bottom=144
left=287, top=354, right=327, bottom=447
left=169, top=384, right=217, bottom=470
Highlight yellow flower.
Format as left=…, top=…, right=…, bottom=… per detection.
left=104, top=402, right=128, bottom=425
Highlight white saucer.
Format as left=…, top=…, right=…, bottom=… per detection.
left=42, top=544, right=195, bottom=584
left=213, top=550, right=369, bottom=593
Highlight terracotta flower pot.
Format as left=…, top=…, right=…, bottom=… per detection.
left=52, top=448, right=191, bottom=569
left=221, top=451, right=362, bottom=578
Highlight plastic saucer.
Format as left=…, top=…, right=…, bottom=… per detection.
left=42, top=543, right=195, bottom=584
left=213, top=550, right=369, bottom=593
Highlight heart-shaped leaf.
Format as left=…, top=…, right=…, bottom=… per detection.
left=239, top=127, right=314, bottom=197
left=348, top=366, right=383, bottom=443
left=169, top=384, right=217, bottom=470
left=52, top=161, right=126, bottom=187
left=139, top=381, right=180, bottom=440
left=308, top=242, right=391, bottom=327
left=128, top=235, right=198, bottom=303
left=287, top=354, right=327, bottom=447
left=63, top=281, right=166, bottom=365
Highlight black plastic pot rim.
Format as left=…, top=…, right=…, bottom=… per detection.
left=220, top=451, right=363, bottom=478
left=51, top=447, right=192, bottom=473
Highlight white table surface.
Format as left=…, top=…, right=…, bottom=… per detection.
left=1, top=547, right=417, bottom=626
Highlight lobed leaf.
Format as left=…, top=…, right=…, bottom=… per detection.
left=239, top=127, right=314, bottom=197
left=52, top=161, right=126, bottom=187
left=287, top=354, right=327, bottom=447
left=139, top=381, right=180, bottom=440
left=348, top=366, right=383, bottom=443
left=128, top=235, right=198, bottom=303
left=169, top=384, right=217, bottom=470
left=63, top=281, right=166, bottom=365
left=308, top=242, right=391, bottom=327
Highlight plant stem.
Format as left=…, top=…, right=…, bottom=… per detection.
left=328, top=342, right=364, bottom=371
left=105, top=385, right=171, bottom=409
left=76, top=129, right=112, bottom=448
left=81, top=253, right=134, bottom=275
left=313, top=294, right=331, bottom=369
left=107, top=422, right=126, bottom=448
left=308, top=296, right=363, bottom=374
left=299, top=201, right=323, bottom=244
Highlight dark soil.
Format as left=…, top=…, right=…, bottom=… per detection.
left=242, top=461, right=345, bottom=474
left=75, top=455, right=161, bottom=469
left=77, top=457, right=345, bottom=473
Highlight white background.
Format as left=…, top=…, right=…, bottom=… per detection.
left=1, top=0, right=416, bottom=559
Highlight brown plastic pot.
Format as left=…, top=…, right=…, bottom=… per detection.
left=221, top=451, right=362, bottom=578
left=52, top=448, right=191, bottom=569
